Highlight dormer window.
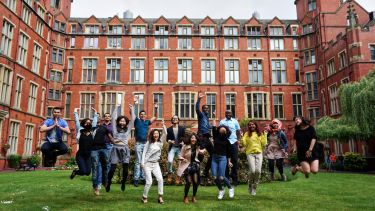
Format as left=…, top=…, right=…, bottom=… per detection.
left=247, top=26, right=261, bottom=36
left=200, top=26, right=215, bottom=35
left=308, top=0, right=316, bottom=11
left=156, top=26, right=169, bottom=35
left=108, top=25, right=122, bottom=34
left=132, top=25, right=146, bottom=35
left=269, top=27, right=283, bottom=36
left=85, top=25, right=99, bottom=34
left=178, top=26, right=192, bottom=35
left=224, top=26, right=238, bottom=36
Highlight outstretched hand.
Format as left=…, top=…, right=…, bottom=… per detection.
left=198, top=92, right=205, bottom=99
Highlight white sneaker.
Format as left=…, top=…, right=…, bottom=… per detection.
left=229, top=188, right=235, bottom=198
left=218, top=189, right=225, bottom=200
left=251, top=184, right=257, bottom=196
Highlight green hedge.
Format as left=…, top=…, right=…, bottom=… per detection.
left=7, top=154, right=22, bottom=168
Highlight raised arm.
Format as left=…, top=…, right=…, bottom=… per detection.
left=195, top=92, right=204, bottom=117
left=160, top=119, right=167, bottom=143
left=111, top=105, right=119, bottom=136
left=150, top=103, right=158, bottom=124
left=92, top=107, right=99, bottom=127
left=73, top=108, right=81, bottom=130
left=126, top=104, right=136, bottom=134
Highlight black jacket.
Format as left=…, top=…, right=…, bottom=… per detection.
left=166, top=126, right=186, bottom=150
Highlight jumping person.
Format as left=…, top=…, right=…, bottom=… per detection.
left=240, top=121, right=267, bottom=196
left=166, top=115, right=185, bottom=183
left=106, top=103, right=136, bottom=192
left=40, top=107, right=71, bottom=167
left=292, top=116, right=319, bottom=178
left=141, top=120, right=167, bottom=204
left=265, top=119, right=288, bottom=181
left=133, top=97, right=158, bottom=187
left=177, top=133, right=203, bottom=204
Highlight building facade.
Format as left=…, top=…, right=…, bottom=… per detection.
left=0, top=0, right=374, bottom=169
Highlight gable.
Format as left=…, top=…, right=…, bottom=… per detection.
left=268, top=16, right=285, bottom=26
left=83, top=15, right=101, bottom=24
left=176, top=16, right=194, bottom=25
left=107, top=15, right=124, bottom=25
left=154, top=16, right=171, bottom=25
left=245, top=17, right=261, bottom=26
left=199, top=16, right=216, bottom=25
left=222, top=16, right=240, bottom=25
left=131, top=16, right=148, bottom=25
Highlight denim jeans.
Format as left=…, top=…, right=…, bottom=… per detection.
left=211, top=154, right=231, bottom=190
left=91, top=149, right=109, bottom=188
left=97, top=144, right=113, bottom=185
left=167, top=146, right=181, bottom=173
left=134, top=143, right=145, bottom=180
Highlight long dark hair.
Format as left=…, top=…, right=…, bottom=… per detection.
left=248, top=121, right=262, bottom=137
left=80, top=118, right=91, bottom=128
left=148, top=129, right=161, bottom=143
left=116, top=115, right=129, bottom=132
left=293, top=116, right=310, bottom=130
left=183, top=133, right=199, bottom=146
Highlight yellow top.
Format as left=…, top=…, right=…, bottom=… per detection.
left=241, top=131, right=267, bottom=155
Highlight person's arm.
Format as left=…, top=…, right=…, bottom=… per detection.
left=58, top=120, right=71, bottom=134
left=111, top=105, right=119, bottom=136
left=240, top=132, right=247, bottom=148
left=179, top=145, right=187, bottom=161
left=195, top=92, right=204, bottom=117
left=73, top=108, right=80, bottom=130
left=149, top=103, right=158, bottom=124
left=261, top=132, right=267, bottom=150
left=92, top=107, right=99, bottom=127
left=141, top=141, right=149, bottom=167
left=306, top=127, right=317, bottom=157
left=39, top=120, right=55, bottom=133
left=281, top=131, right=289, bottom=151
left=227, top=141, right=233, bottom=167
left=107, top=133, right=115, bottom=144
left=235, top=121, right=242, bottom=141
left=160, top=119, right=167, bottom=144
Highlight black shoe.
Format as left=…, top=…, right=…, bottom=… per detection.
left=134, top=180, right=139, bottom=187
left=70, top=170, right=77, bottom=180
left=121, top=183, right=125, bottom=191
left=105, top=183, right=111, bottom=192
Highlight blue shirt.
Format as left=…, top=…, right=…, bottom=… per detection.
left=196, top=98, right=212, bottom=135
left=43, top=118, right=68, bottom=143
left=134, top=118, right=151, bottom=143
left=219, top=118, right=240, bottom=144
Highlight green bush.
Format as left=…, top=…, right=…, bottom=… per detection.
left=65, top=157, right=77, bottom=167
left=288, top=153, right=299, bottom=166
left=343, top=152, right=367, bottom=171
left=27, top=155, right=41, bottom=167
left=7, top=154, right=22, bottom=168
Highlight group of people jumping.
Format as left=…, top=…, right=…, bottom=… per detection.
left=39, top=93, right=320, bottom=204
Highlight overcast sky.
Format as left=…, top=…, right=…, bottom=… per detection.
left=71, top=0, right=375, bottom=19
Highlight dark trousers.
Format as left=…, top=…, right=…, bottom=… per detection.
left=225, top=142, right=239, bottom=185
left=199, top=133, right=213, bottom=177
left=108, top=163, right=129, bottom=186
left=41, top=142, right=68, bottom=167
left=268, top=158, right=284, bottom=175
left=75, top=151, right=91, bottom=176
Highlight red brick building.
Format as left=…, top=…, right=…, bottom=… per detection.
left=0, top=0, right=374, bottom=169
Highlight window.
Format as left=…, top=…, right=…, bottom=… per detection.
left=174, top=92, right=196, bottom=119
left=40, top=88, right=45, bottom=116
left=155, top=37, right=168, bottom=49
left=106, top=59, right=121, bottom=83
left=270, top=39, right=284, bottom=50
left=306, top=72, right=318, bottom=101
left=17, top=33, right=29, bottom=66
left=70, top=37, right=75, bottom=48
left=294, top=60, right=300, bottom=83
left=225, top=94, right=236, bottom=118
left=67, top=58, right=73, bottom=82
left=248, top=60, right=263, bottom=84
left=206, top=94, right=216, bottom=118
left=54, top=21, right=66, bottom=32
left=156, top=26, right=169, bottom=35
left=247, top=26, right=261, bottom=35
left=51, top=48, right=64, bottom=64
left=154, top=59, right=168, bottom=83
left=304, top=50, right=316, bottom=65
left=201, top=38, right=215, bottom=50
left=65, top=93, right=71, bottom=118
left=246, top=93, right=268, bottom=119
left=329, top=85, right=339, bottom=115
left=5, top=0, right=16, bottom=12
left=200, top=26, right=215, bottom=35
left=131, top=37, right=146, bottom=49
left=0, top=66, right=13, bottom=104
left=269, top=27, right=283, bottom=36
left=178, top=26, right=192, bottom=35
left=248, top=38, right=261, bottom=50
left=132, top=26, right=146, bottom=35
left=341, top=77, right=350, bottom=84
left=47, top=107, right=53, bottom=117
left=308, top=107, right=320, bottom=119
left=85, top=25, right=99, bottom=34
left=153, top=93, right=163, bottom=118
left=271, top=60, right=287, bottom=84
left=302, top=24, right=313, bottom=34
left=178, top=37, right=192, bottom=50
left=107, top=37, right=122, bottom=48
left=291, top=26, right=298, bottom=36
left=1, top=20, right=14, bottom=57
left=339, top=51, right=347, bottom=69
left=130, top=59, right=145, bottom=83
left=292, top=93, right=303, bottom=117
left=22, top=5, right=31, bottom=25
left=28, top=83, right=38, bottom=114
left=224, top=38, right=238, bottom=50
left=14, top=76, right=23, bottom=109
left=327, top=58, right=336, bottom=76
left=32, top=44, right=42, bottom=73
left=71, top=24, right=77, bottom=33
left=293, top=38, right=298, bottom=50
left=225, top=60, right=239, bottom=83
left=134, top=93, right=144, bottom=115
left=308, top=0, right=317, bottom=11
left=84, top=37, right=99, bottom=48
left=51, top=0, right=60, bottom=8
left=48, top=89, right=61, bottom=100
left=80, top=93, right=95, bottom=118
left=37, top=6, right=45, bottom=19
left=223, top=27, right=238, bottom=35
left=100, top=92, right=123, bottom=115
left=24, top=125, right=34, bottom=156
left=178, top=59, right=192, bottom=84
left=273, top=94, right=284, bottom=119
left=8, top=121, right=20, bottom=154
left=201, top=60, right=216, bottom=84
left=82, top=58, right=97, bottom=83
left=371, top=45, right=375, bottom=60
left=36, top=19, right=43, bottom=36
left=108, top=25, right=122, bottom=34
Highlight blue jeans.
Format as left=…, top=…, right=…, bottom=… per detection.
left=211, top=154, right=232, bottom=190
left=97, top=144, right=113, bottom=185
left=134, top=143, right=145, bottom=180
left=91, top=149, right=109, bottom=188
left=167, top=146, right=181, bottom=173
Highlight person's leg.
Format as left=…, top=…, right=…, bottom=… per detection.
left=247, top=154, right=256, bottom=189
left=106, top=164, right=117, bottom=192
left=268, top=159, right=275, bottom=180
left=299, top=161, right=311, bottom=178
left=91, top=150, right=100, bottom=189
left=121, top=163, right=129, bottom=191
left=100, top=149, right=109, bottom=186
left=75, top=152, right=86, bottom=175
left=211, top=155, right=222, bottom=190
left=276, top=158, right=284, bottom=175
left=184, top=174, right=192, bottom=197
left=167, top=147, right=176, bottom=173
left=192, top=173, right=199, bottom=197
left=203, top=136, right=213, bottom=177
left=254, top=153, right=263, bottom=186
left=310, top=159, right=319, bottom=174
left=230, top=143, right=239, bottom=185
left=41, top=142, right=54, bottom=167
left=142, top=163, right=153, bottom=199
left=134, top=143, right=144, bottom=184
left=152, top=163, right=164, bottom=199
left=83, top=155, right=91, bottom=176
left=55, top=142, right=68, bottom=156
left=219, top=156, right=232, bottom=189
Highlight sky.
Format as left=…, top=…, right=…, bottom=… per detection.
left=71, top=0, right=375, bottom=19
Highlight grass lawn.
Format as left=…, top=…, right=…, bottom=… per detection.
left=0, top=170, right=374, bottom=211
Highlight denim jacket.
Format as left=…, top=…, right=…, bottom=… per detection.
left=74, top=112, right=99, bottom=142
left=267, top=130, right=289, bottom=151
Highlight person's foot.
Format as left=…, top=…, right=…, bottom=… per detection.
left=94, top=188, right=100, bottom=196
left=192, top=196, right=197, bottom=203
left=105, top=182, right=111, bottom=192
left=175, top=176, right=181, bottom=185
left=183, top=196, right=189, bottom=204
left=70, top=170, right=77, bottom=180
left=269, top=173, right=275, bottom=181
left=251, top=187, right=256, bottom=196
left=248, top=184, right=252, bottom=195
left=158, top=196, right=164, bottom=204
left=121, top=182, right=125, bottom=191
left=141, top=197, right=148, bottom=204
left=133, top=180, right=139, bottom=187
left=291, top=165, right=298, bottom=175
left=305, top=173, right=310, bottom=179
left=229, top=187, right=235, bottom=198
left=281, top=174, right=287, bottom=181
left=218, top=189, right=225, bottom=200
